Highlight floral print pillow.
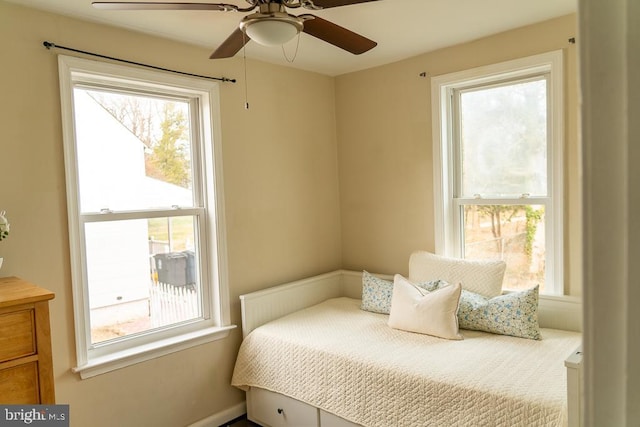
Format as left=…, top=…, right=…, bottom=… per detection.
left=360, top=271, right=446, bottom=314
left=457, top=285, right=542, bottom=340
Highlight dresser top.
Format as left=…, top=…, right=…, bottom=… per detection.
left=0, top=276, right=55, bottom=307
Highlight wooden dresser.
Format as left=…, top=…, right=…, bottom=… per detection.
left=0, top=276, right=55, bottom=404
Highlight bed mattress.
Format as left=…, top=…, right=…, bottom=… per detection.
left=232, top=297, right=581, bottom=427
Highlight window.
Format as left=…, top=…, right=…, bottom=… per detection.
left=58, top=56, right=233, bottom=378
left=431, top=51, right=564, bottom=294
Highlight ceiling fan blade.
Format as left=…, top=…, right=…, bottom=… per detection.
left=210, top=28, right=249, bottom=59
left=92, top=2, right=236, bottom=11
left=300, top=14, right=376, bottom=55
left=307, top=0, right=380, bottom=8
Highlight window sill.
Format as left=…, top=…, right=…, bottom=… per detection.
left=73, top=325, right=236, bottom=379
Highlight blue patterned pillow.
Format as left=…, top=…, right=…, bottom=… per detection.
left=360, top=271, right=446, bottom=314
left=457, top=285, right=541, bottom=340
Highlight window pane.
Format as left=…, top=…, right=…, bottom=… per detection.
left=462, top=205, right=545, bottom=292
left=73, top=88, right=194, bottom=212
left=86, top=216, right=201, bottom=344
left=459, top=79, right=547, bottom=197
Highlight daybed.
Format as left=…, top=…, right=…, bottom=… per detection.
left=231, top=252, right=583, bottom=427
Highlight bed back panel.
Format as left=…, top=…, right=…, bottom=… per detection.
left=239, top=271, right=344, bottom=338
left=538, top=294, right=582, bottom=332
left=239, top=270, right=582, bottom=337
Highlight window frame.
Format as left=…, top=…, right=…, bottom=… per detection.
left=431, top=51, right=564, bottom=295
left=58, top=55, right=233, bottom=378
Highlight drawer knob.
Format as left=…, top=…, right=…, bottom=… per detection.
left=277, top=408, right=284, bottom=415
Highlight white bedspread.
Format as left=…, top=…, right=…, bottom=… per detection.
left=232, top=297, right=581, bottom=427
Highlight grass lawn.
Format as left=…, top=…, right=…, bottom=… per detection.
left=148, top=216, right=194, bottom=252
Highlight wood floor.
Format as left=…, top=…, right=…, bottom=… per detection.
left=220, top=414, right=260, bottom=427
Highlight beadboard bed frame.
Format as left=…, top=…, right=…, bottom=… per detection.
left=238, top=269, right=583, bottom=427
left=240, top=270, right=582, bottom=337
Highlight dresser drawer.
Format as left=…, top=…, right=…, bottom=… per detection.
left=0, top=309, right=35, bottom=362
left=0, top=362, right=40, bottom=404
left=248, top=388, right=319, bottom=427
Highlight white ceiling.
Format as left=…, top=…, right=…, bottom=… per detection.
left=9, top=0, right=577, bottom=76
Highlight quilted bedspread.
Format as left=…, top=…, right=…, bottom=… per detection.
left=231, top=297, right=581, bottom=427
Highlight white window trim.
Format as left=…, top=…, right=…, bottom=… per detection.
left=58, top=55, right=234, bottom=378
left=431, top=50, right=564, bottom=295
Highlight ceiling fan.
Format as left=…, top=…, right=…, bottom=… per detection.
left=92, top=1, right=380, bottom=59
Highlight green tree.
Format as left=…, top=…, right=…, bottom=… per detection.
left=89, top=91, right=191, bottom=189
left=146, top=103, right=190, bottom=188
left=524, top=206, right=544, bottom=257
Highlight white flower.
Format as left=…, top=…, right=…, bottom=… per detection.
left=0, top=210, right=10, bottom=241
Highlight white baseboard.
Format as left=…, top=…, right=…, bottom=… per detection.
left=188, top=402, right=246, bottom=427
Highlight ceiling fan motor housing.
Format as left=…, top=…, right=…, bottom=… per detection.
left=240, top=3, right=304, bottom=46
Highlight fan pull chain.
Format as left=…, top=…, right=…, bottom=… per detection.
left=282, top=32, right=301, bottom=63
left=242, top=31, right=250, bottom=110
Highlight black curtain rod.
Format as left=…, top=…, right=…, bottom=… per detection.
left=43, top=41, right=236, bottom=83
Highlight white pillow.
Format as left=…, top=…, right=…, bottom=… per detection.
left=409, top=251, right=506, bottom=298
left=360, top=271, right=448, bottom=315
left=388, top=275, right=462, bottom=340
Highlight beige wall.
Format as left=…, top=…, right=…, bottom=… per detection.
left=0, top=1, right=341, bottom=426
left=0, top=1, right=583, bottom=425
left=335, top=14, right=582, bottom=296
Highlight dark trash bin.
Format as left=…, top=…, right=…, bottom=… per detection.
left=183, top=250, right=196, bottom=285
left=153, top=251, right=196, bottom=286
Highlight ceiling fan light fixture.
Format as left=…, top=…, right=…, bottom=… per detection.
left=241, top=15, right=303, bottom=47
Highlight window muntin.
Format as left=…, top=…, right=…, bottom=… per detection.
left=431, top=51, right=563, bottom=295
left=59, top=55, right=231, bottom=377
